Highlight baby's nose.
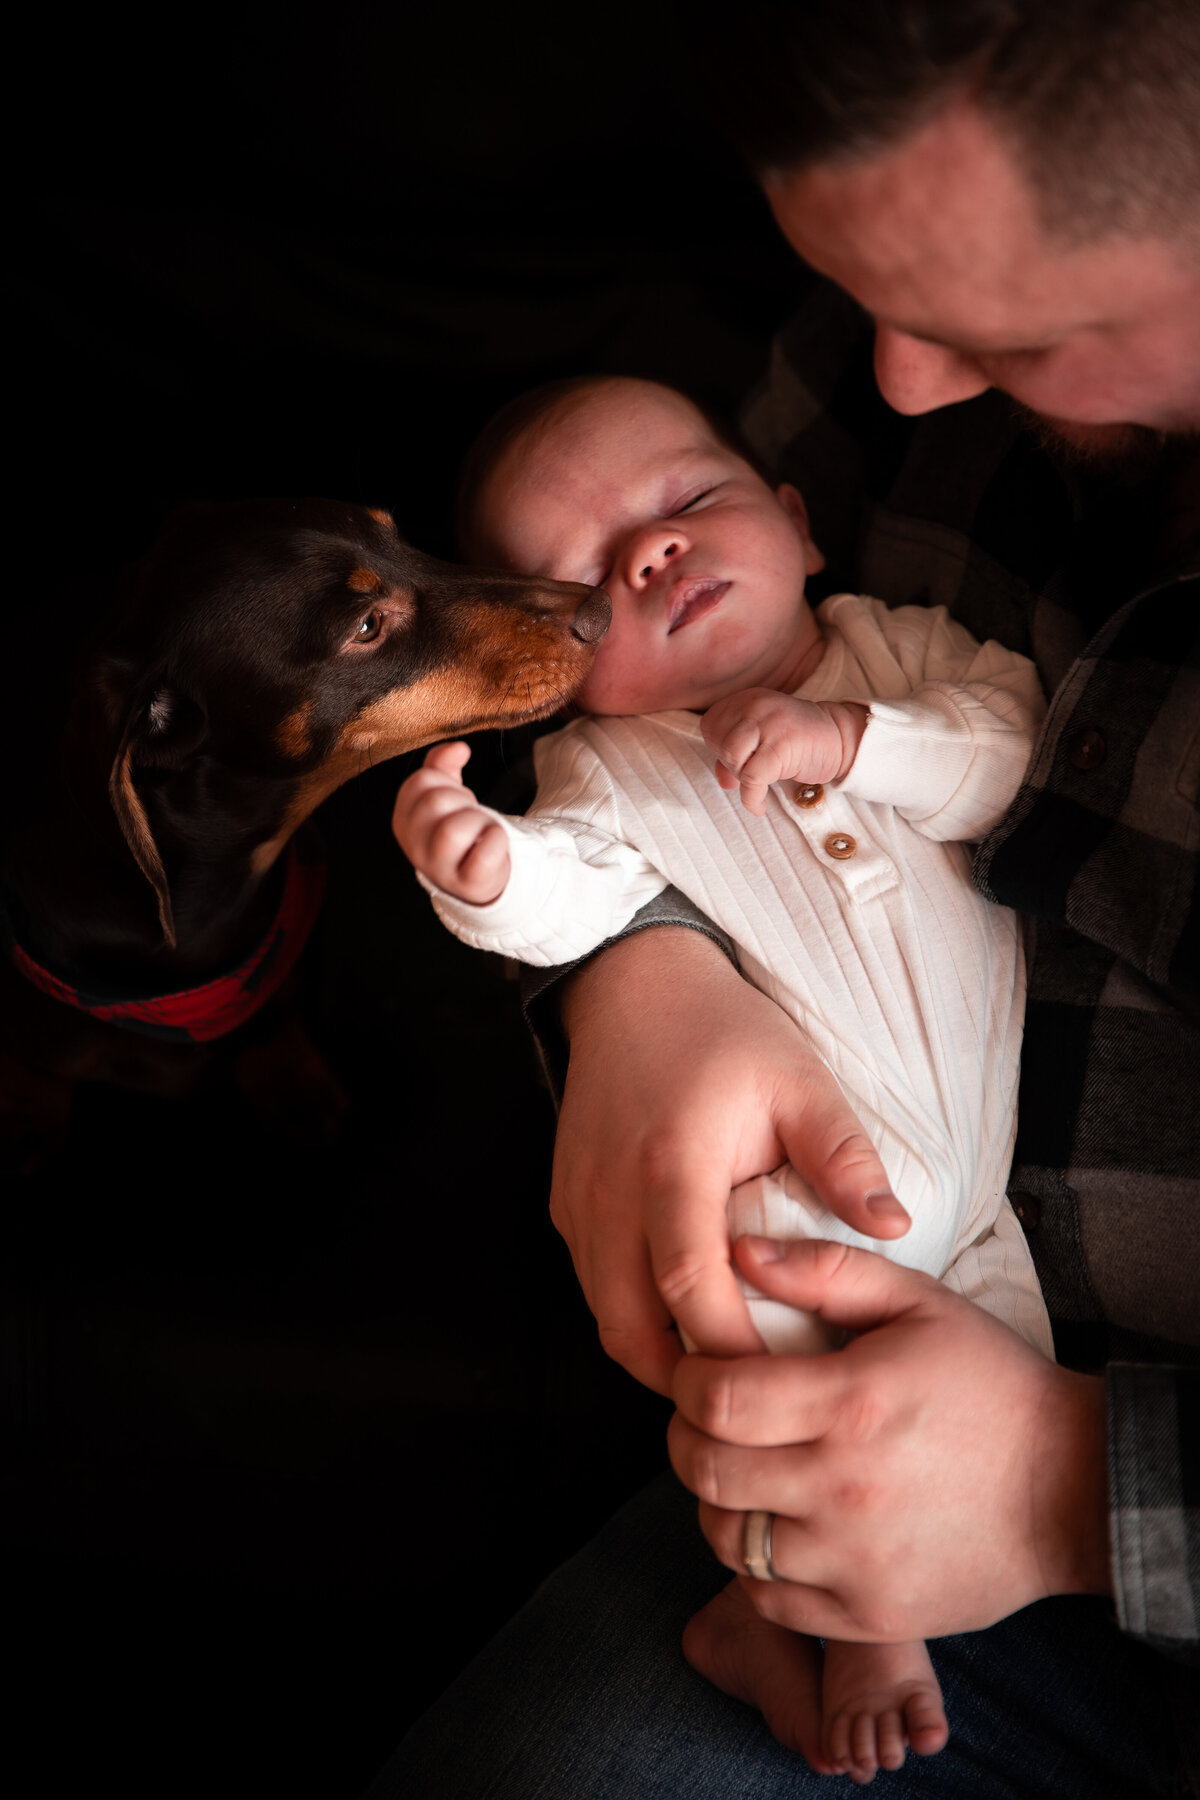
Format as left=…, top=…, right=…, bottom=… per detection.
left=633, top=535, right=682, bottom=583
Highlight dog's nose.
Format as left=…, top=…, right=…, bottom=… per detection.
left=571, top=588, right=611, bottom=644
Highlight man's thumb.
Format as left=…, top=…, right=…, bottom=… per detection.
left=732, top=1235, right=939, bottom=1332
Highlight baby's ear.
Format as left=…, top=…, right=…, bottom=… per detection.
left=776, top=482, right=826, bottom=574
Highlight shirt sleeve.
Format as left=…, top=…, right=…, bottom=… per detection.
left=836, top=602, right=1047, bottom=842
left=1107, top=1363, right=1200, bottom=1655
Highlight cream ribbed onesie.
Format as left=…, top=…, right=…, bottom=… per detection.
left=425, top=595, right=1054, bottom=1357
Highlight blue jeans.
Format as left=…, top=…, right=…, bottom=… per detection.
left=365, top=1472, right=1181, bottom=1799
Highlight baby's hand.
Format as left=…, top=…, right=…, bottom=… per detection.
left=701, top=689, right=868, bottom=815
left=392, top=741, right=511, bottom=904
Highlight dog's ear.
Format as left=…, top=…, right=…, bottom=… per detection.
left=102, top=678, right=209, bottom=953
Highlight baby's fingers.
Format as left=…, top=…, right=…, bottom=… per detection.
left=423, top=739, right=472, bottom=779
left=455, top=819, right=510, bottom=902
left=427, top=806, right=508, bottom=900
left=709, top=717, right=763, bottom=780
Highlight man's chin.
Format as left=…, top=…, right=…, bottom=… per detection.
left=1010, top=404, right=1170, bottom=476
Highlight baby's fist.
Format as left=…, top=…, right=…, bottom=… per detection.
left=702, top=690, right=866, bottom=813
left=392, top=741, right=511, bottom=905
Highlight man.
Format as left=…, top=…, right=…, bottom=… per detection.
left=367, top=3, right=1197, bottom=1791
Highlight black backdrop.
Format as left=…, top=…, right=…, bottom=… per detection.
left=7, top=7, right=811, bottom=1794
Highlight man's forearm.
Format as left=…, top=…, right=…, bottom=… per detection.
left=520, top=889, right=737, bottom=1098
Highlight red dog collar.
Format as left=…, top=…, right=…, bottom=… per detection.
left=5, top=836, right=326, bottom=1044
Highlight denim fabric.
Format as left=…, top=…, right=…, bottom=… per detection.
left=364, top=1472, right=1179, bottom=1800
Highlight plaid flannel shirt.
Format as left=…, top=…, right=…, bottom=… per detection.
left=524, top=275, right=1199, bottom=1655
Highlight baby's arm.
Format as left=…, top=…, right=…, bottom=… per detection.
left=393, top=729, right=671, bottom=966
left=392, top=741, right=510, bottom=905
left=701, top=690, right=868, bottom=814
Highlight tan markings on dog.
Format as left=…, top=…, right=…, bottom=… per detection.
left=250, top=743, right=376, bottom=878
left=275, top=699, right=314, bottom=761
left=366, top=508, right=394, bottom=529
left=253, top=594, right=602, bottom=879
left=108, top=743, right=177, bottom=948
left=347, top=567, right=383, bottom=594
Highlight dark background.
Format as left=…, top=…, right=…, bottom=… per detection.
left=7, top=7, right=811, bottom=1794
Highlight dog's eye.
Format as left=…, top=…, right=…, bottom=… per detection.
left=354, top=609, right=384, bottom=644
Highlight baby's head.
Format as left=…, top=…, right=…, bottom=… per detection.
left=460, top=376, right=824, bottom=715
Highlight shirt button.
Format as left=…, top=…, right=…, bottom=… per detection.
left=795, top=783, right=824, bottom=808
left=825, top=833, right=856, bottom=860
left=1010, top=1191, right=1041, bottom=1231
left=1067, top=728, right=1106, bottom=770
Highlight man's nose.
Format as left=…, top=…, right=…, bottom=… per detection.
left=873, top=325, right=991, bottom=415
left=625, top=526, right=685, bottom=589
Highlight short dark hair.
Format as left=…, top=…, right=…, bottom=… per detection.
left=456, top=375, right=767, bottom=564
left=686, top=0, right=1200, bottom=244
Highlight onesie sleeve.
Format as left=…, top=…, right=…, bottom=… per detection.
left=835, top=602, right=1047, bottom=842
left=420, top=728, right=670, bottom=967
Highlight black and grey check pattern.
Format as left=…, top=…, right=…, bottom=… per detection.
left=744, top=280, right=1200, bottom=1651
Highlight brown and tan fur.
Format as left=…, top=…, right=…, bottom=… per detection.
left=0, top=495, right=609, bottom=1167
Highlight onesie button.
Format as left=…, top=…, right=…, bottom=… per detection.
left=1010, top=1191, right=1041, bottom=1231
left=795, top=783, right=824, bottom=808
left=825, top=833, right=856, bottom=860
left=1067, top=728, right=1106, bottom=770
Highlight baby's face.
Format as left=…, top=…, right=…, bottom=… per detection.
left=474, top=380, right=824, bottom=714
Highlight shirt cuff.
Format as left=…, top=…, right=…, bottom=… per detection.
left=1107, top=1362, right=1199, bottom=1645
left=838, top=694, right=974, bottom=818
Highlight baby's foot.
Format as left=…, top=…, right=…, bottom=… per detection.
left=822, top=1636, right=948, bottom=1784
left=682, top=1580, right=835, bottom=1775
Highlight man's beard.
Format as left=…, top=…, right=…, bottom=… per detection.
left=1008, top=404, right=1171, bottom=479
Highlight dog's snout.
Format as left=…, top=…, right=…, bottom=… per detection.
left=571, top=589, right=612, bottom=644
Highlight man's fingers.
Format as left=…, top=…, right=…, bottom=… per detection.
left=550, top=1184, right=683, bottom=1396
left=671, top=1347, right=847, bottom=1448
left=667, top=1410, right=824, bottom=1514
left=647, top=1176, right=765, bottom=1361
left=774, top=1077, right=910, bottom=1240
left=734, top=1236, right=941, bottom=1334
left=587, top=1263, right=684, bottom=1397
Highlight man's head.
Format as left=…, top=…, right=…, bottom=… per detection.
left=689, top=0, right=1200, bottom=448
left=461, top=376, right=824, bottom=715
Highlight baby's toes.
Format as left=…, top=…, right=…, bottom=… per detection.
left=875, top=1707, right=907, bottom=1771
left=905, top=1687, right=949, bottom=1757
left=846, top=1711, right=881, bottom=1784
left=824, top=1707, right=852, bottom=1774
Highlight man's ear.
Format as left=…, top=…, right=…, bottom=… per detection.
left=776, top=482, right=826, bottom=574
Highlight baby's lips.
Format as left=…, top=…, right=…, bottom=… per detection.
left=666, top=577, right=729, bottom=633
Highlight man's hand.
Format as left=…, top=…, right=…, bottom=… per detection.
left=668, top=1237, right=1111, bottom=1641
left=391, top=740, right=510, bottom=904
left=553, top=930, right=910, bottom=1394
left=701, top=690, right=868, bottom=815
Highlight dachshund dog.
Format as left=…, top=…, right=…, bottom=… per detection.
left=0, top=496, right=610, bottom=1167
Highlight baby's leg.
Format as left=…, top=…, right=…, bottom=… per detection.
left=822, top=1636, right=948, bottom=1783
